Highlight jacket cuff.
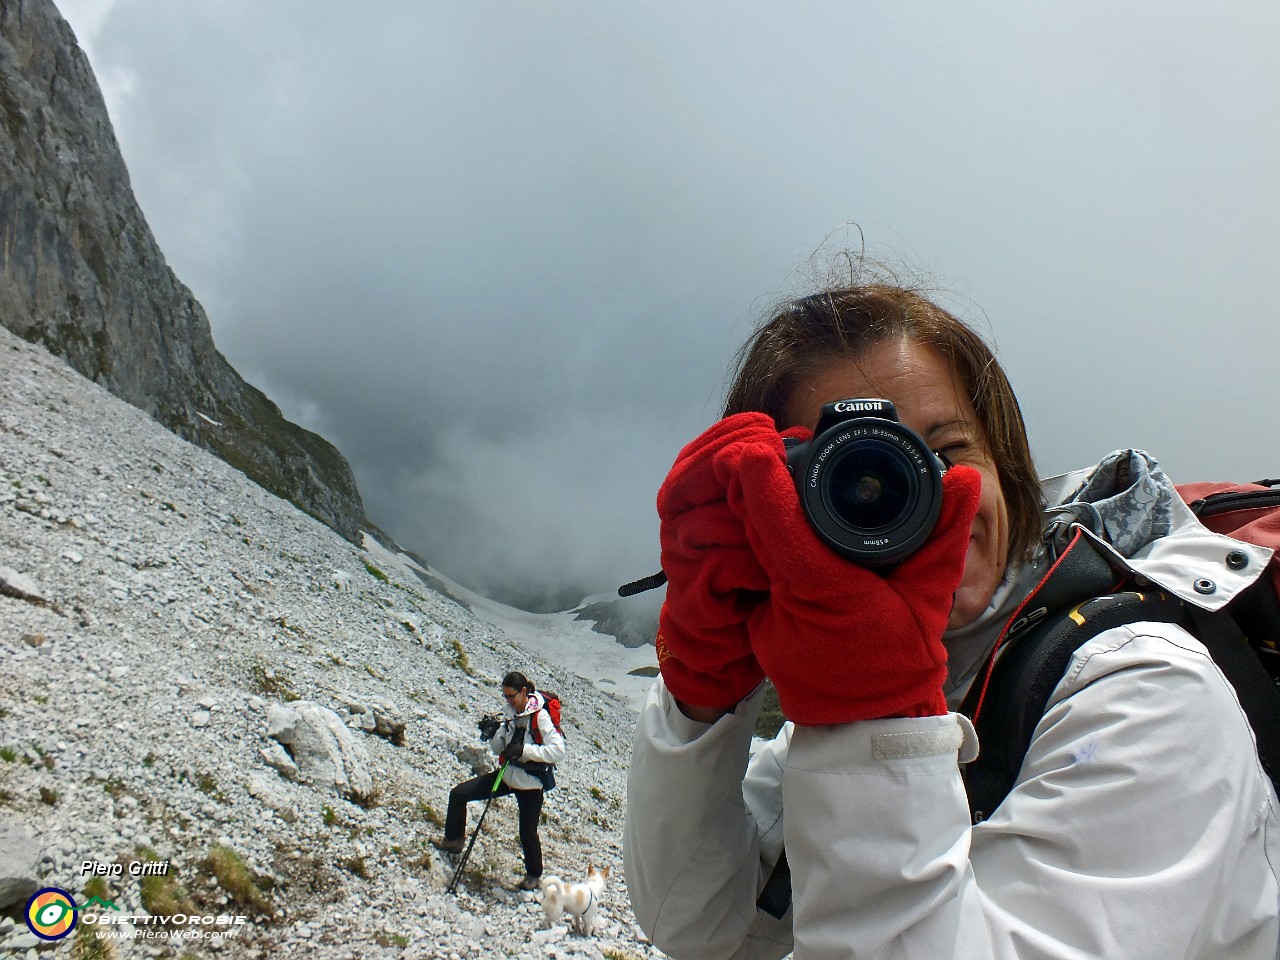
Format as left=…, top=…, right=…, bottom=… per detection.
left=788, top=712, right=977, bottom=772
left=654, top=675, right=767, bottom=742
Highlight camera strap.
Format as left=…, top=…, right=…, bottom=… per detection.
left=619, top=570, right=667, bottom=597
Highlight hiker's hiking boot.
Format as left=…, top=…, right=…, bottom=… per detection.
left=517, top=875, right=541, bottom=891
left=431, top=836, right=464, bottom=854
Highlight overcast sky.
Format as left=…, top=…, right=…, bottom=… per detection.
left=58, top=1, right=1280, bottom=612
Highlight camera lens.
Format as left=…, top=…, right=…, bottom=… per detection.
left=785, top=400, right=945, bottom=567
left=824, top=442, right=916, bottom=533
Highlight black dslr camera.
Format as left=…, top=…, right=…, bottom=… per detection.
left=784, top=399, right=947, bottom=567
left=477, top=714, right=502, bottom=741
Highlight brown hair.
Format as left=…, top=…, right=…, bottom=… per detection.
left=501, top=671, right=534, bottom=693
left=724, top=284, right=1043, bottom=565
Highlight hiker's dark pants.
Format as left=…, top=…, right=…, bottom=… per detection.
left=444, top=773, right=544, bottom=877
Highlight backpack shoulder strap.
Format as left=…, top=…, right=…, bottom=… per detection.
left=959, top=526, right=1138, bottom=821
left=530, top=701, right=545, bottom=745
left=961, top=587, right=1188, bottom=821
left=960, top=526, right=1125, bottom=727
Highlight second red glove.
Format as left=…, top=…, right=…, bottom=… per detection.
left=719, top=439, right=982, bottom=726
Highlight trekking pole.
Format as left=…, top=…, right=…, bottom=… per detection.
left=447, top=761, right=509, bottom=895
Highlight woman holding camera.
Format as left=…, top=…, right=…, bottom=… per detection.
left=624, top=280, right=1279, bottom=958
left=434, top=670, right=564, bottom=891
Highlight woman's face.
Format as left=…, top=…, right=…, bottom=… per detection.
left=784, top=337, right=1010, bottom=629
left=503, top=687, right=529, bottom=712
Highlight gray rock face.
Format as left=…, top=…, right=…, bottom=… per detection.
left=336, top=693, right=408, bottom=745
left=0, top=821, right=40, bottom=910
left=0, top=0, right=369, bottom=544
left=267, top=701, right=375, bottom=803
left=0, top=565, right=45, bottom=602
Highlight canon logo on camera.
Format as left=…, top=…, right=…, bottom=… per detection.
left=831, top=400, right=888, bottom=414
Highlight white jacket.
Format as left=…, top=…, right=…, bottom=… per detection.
left=625, top=451, right=1280, bottom=960
left=489, top=691, right=566, bottom=791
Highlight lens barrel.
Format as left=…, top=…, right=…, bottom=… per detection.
left=785, top=399, right=945, bottom=567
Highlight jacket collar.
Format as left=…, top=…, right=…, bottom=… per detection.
left=1041, top=449, right=1270, bottom=612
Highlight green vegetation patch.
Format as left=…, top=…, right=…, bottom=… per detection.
left=205, top=845, right=273, bottom=915
left=250, top=662, right=300, bottom=702
left=416, top=799, right=443, bottom=828
left=135, top=847, right=200, bottom=919
left=449, top=638, right=473, bottom=676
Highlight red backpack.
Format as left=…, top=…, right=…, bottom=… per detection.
left=530, top=690, right=564, bottom=744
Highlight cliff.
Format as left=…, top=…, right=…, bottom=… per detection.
left=0, top=0, right=369, bottom=543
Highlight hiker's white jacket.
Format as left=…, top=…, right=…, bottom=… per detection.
left=490, top=691, right=565, bottom=791
left=625, top=451, right=1280, bottom=960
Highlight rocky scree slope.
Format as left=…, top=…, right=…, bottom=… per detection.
left=0, top=0, right=369, bottom=544
left=0, top=327, right=665, bottom=960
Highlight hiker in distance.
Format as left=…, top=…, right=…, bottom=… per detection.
left=624, top=273, right=1280, bottom=959
left=434, top=671, right=564, bottom=891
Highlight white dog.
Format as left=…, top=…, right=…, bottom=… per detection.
left=540, top=865, right=609, bottom=936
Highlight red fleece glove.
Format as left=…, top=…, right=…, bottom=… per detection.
left=719, top=434, right=982, bottom=726
left=655, top=414, right=779, bottom=710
